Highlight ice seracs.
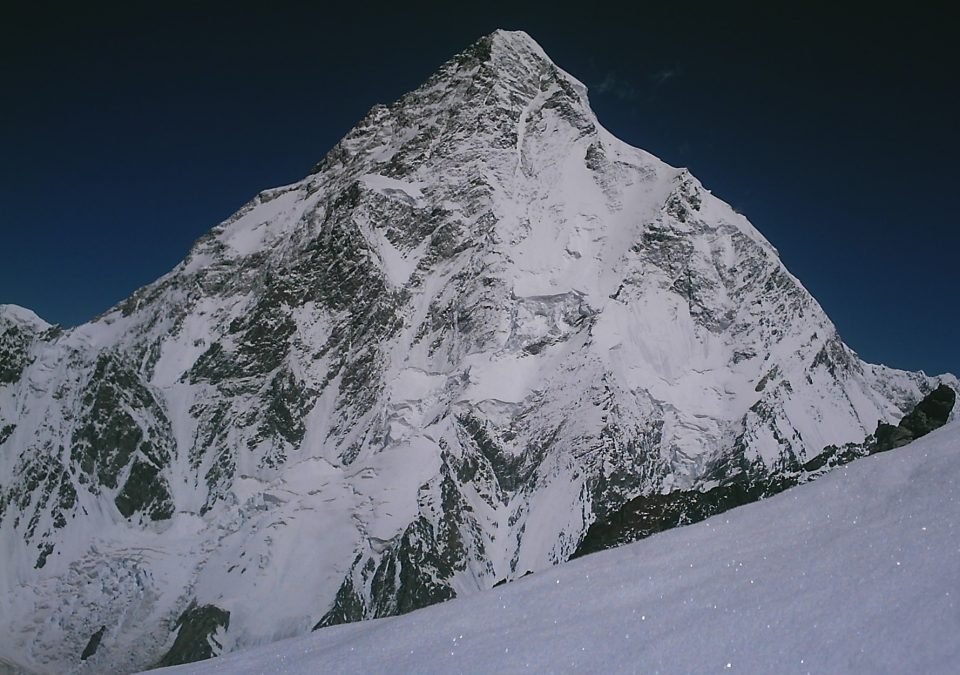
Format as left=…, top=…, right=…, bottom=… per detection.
left=155, top=420, right=960, bottom=675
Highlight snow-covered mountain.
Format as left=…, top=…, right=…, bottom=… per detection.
left=0, top=30, right=955, bottom=673
left=155, top=420, right=960, bottom=675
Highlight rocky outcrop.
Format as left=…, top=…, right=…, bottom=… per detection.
left=875, top=383, right=956, bottom=452
left=574, top=382, right=956, bottom=558
left=156, top=603, right=231, bottom=668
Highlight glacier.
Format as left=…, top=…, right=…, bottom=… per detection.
left=0, top=30, right=956, bottom=673
left=154, top=419, right=960, bottom=675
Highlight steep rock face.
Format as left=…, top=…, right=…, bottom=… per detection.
left=573, top=384, right=956, bottom=557
left=0, top=31, right=956, bottom=673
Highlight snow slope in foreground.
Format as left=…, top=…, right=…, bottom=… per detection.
left=157, top=422, right=960, bottom=674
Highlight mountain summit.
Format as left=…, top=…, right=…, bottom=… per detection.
left=0, top=30, right=955, bottom=673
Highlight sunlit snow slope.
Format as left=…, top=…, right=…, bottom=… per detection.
left=160, top=421, right=960, bottom=674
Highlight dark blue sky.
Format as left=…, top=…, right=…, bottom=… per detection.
left=2, top=3, right=956, bottom=376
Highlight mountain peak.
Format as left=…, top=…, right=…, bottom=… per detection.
left=487, top=29, right=551, bottom=61
left=401, top=28, right=590, bottom=120
left=480, top=29, right=590, bottom=106
left=304, top=29, right=595, bottom=203
left=1, top=30, right=953, bottom=675
left=0, top=303, right=50, bottom=331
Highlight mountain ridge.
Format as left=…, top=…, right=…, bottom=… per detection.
left=0, top=30, right=956, bottom=673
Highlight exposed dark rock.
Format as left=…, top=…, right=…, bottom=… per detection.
left=492, top=570, right=534, bottom=588
left=316, top=463, right=477, bottom=629
left=114, top=458, right=174, bottom=520
left=899, top=383, right=955, bottom=437
left=573, top=474, right=797, bottom=559
left=0, top=423, right=15, bottom=446
left=874, top=383, right=955, bottom=453
left=801, top=441, right=867, bottom=473
left=458, top=414, right=529, bottom=493
left=313, top=566, right=367, bottom=629
left=0, top=323, right=37, bottom=384
left=575, top=384, right=956, bottom=559
left=35, top=541, right=55, bottom=569
left=80, top=626, right=106, bottom=660
left=69, top=353, right=175, bottom=520
left=874, top=423, right=916, bottom=453
left=156, top=602, right=230, bottom=668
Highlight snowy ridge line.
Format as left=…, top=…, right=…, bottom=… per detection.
left=0, top=29, right=956, bottom=674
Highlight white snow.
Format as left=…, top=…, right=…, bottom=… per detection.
left=215, top=182, right=318, bottom=258
left=158, top=421, right=960, bottom=674
left=1, top=27, right=957, bottom=675
left=359, top=173, right=426, bottom=206
left=0, top=304, right=51, bottom=330
left=366, top=226, right=422, bottom=288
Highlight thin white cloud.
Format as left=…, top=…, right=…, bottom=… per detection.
left=594, top=72, right=638, bottom=100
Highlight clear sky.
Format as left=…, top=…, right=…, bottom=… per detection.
left=1, top=3, right=956, bottom=376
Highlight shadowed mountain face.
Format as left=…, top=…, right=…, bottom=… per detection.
left=0, top=30, right=956, bottom=673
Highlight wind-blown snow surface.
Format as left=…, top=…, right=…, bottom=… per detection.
left=159, top=422, right=960, bottom=675
left=1, top=29, right=957, bottom=673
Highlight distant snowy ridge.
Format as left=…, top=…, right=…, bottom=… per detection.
left=573, top=383, right=955, bottom=557
left=0, top=30, right=956, bottom=674
left=156, top=421, right=960, bottom=674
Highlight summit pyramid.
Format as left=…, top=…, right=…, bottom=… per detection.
left=0, top=30, right=955, bottom=673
